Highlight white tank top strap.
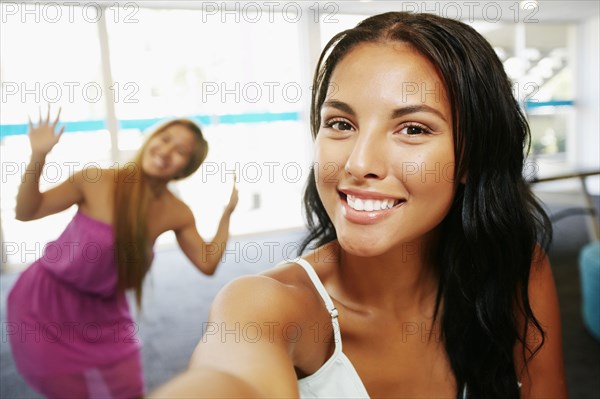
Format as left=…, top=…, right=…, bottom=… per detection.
left=290, top=258, right=343, bottom=353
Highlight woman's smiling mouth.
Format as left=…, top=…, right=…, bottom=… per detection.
left=338, top=189, right=406, bottom=224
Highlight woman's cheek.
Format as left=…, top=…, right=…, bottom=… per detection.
left=315, top=137, right=350, bottom=186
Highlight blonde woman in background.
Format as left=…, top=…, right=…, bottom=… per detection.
left=8, top=109, right=238, bottom=398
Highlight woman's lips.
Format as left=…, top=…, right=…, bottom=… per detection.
left=339, top=191, right=406, bottom=224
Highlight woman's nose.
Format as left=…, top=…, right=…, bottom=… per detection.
left=344, top=130, right=387, bottom=180
left=157, top=143, right=174, bottom=157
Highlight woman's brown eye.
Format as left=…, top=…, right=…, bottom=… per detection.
left=401, top=125, right=432, bottom=135
left=407, top=126, right=423, bottom=135
left=332, top=121, right=353, bottom=131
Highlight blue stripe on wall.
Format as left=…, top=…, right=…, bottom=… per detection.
left=525, top=100, right=574, bottom=108
left=0, top=112, right=301, bottom=139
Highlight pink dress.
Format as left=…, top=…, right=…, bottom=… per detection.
left=7, top=211, right=144, bottom=398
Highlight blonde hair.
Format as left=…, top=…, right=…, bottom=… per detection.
left=113, top=119, right=208, bottom=307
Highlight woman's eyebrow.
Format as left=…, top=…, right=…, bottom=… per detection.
left=323, top=100, right=447, bottom=122
left=391, top=105, right=447, bottom=122
left=322, top=100, right=355, bottom=116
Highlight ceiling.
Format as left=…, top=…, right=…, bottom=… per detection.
left=127, top=0, right=599, bottom=23
left=331, top=1, right=599, bottom=23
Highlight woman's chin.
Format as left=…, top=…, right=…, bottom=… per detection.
left=141, top=166, right=172, bottom=181
left=336, top=234, right=390, bottom=258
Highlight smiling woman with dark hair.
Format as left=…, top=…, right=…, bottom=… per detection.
left=153, top=12, right=567, bottom=399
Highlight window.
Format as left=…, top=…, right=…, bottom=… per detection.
left=479, top=22, right=575, bottom=158
left=1, top=4, right=108, bottom=266
left=106, top=7, right=308, bottom=238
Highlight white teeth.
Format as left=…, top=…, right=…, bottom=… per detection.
left=153, top=156, right=166, bottom=169
left=346, top=194, right=400, bottom=212
left=373, top=200, right=382, bottom=211
left=355, top=198, right=364, bottom=211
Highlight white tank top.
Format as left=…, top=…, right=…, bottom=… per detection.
left=291, top=258, right=470, bottom=399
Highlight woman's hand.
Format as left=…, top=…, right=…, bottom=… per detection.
left=175, top=177, right=239, bottom=275
left=225, top=178, right=239, bottom=214
left=28, top=106, right=64, bottom=157
left=16, top=106, right=85, bottom=222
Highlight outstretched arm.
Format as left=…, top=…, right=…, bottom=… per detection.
left=15, top=108, right=84, bottom=221
left=175, top=182, right=238, bottom=275
left=149, top=276, right=300, bottom=398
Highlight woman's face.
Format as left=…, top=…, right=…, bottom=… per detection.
left=141, top=124, right=196, bottom=180
left=315, top=42, right=456, bottom=257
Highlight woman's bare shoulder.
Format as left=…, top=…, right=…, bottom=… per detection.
left=261, top=243, right=339, bottom=307
left=151, top=190, right=194, bottom=229
left=209, top=271, right=320, bottom=332
left=211, top=245, right=339, bottom=330
left=75, top=168, right=116, bottom=216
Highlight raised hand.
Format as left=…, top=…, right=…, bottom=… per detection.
left=226, top=177, right=239, bottom=214
left=28, top=106, right=65, bottom=157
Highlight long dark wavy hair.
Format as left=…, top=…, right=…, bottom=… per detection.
left=300, top=12, right=552, bottom=399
